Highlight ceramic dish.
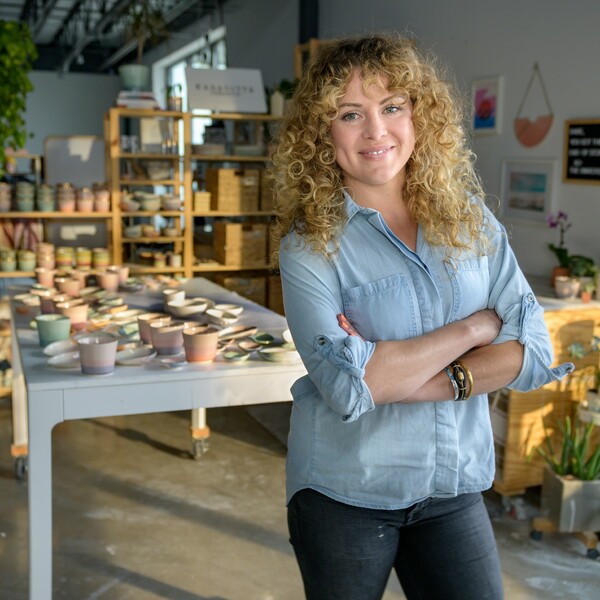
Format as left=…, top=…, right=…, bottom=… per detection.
left=80, top=286, right=101, bottom=296
left=120, top=278, right=146, bottom=293
left=43, top=338, right=78, bottom=357
left=115, top=346, right=156, bottom=366
left=217, top=325, right=259, bottom=341
left=282, top=329, right=293, bottom=345
left=47, top=350, right=80, bottom=369
left=166, top=297, right=210, bottom=318
left=213, top=303, right=244, bottom=317
left=237, top=340, right=261, bottom=352
left=250, top=332, right=275, bottom=345
left=159, top=355, right=187, bottom=369
left=222, top=350, right=251, bottom=362
left=257, top=346, right=302, bottom=363
left=204, top=308, right=239, bottom=326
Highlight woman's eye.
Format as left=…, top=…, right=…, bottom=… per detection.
left=384, top=105, right=401, bottom=114
left=341, top=111, right=360, bottom=121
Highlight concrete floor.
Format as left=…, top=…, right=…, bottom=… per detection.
left=0, top=398, right=599, bottom=600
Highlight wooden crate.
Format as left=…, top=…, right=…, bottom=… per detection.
left=205, top=168, right=260, bottom=212
left=194, top=191, right=211, bottom=212
left=260, top=170, right=274, bottom=212
left=268, top=274, right=284, bottom=315
left=213, top=222, right=268, bottom=267
left=215, top=274, right=267, bottom=306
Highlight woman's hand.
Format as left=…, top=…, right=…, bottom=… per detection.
left=337, top=313, right=365, bottom=340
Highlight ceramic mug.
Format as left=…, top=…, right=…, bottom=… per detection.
left=35, top=268, right=56, bottom=288
left=137, top=313, right=171, bottom=344
left=35, top=314, right=71, bottom=347
left=77, top=334, right=118, bottom=375
left=97, top=270, right=120, bottom=293
left=183, top=326, right=219, bottom=363
left=56, top=301, right=89, bottom=331
left=149, top=319, right=186, bottom=355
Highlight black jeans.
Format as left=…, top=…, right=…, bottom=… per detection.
left=288, top=488, right=503, bottom=600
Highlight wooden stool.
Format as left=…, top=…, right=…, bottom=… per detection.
left=531, top=516, right=599, bottom=559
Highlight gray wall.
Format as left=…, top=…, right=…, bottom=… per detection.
left=319, top=0, right=600, bottom=277
left=24, top=71, right=121, bottom=156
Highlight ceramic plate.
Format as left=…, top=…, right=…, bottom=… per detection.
left=115, top=346, right=156, bottom=366
left=43, top=338, right=77, bottom=357
left=47, top=351, right=80, bottom=368
left=257, top=347, right=302, bottom=363
left=222, top=350, right=251, bottom=362
left=250, top=332, right=275, bottom=345
left=204, top=308, right=239, bottom=326
left=282, top=329, right=294, bottom=345
left=217, top=325, right=258, bottom=341
left=159, top=355, right=187, bottom=369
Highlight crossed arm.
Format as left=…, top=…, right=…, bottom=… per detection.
left=337, top=311, right=524, bottom=405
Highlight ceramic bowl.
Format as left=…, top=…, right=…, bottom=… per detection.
left=162, top=288, right=185, bottom=310
left=137, top=312, right=171, bottom=344
left=115, top=345, right=156, bottom=366
left=204, top=307, right=239, bottom=326
left=124, top=224, right=142, bottom=238
left=166, top=297, right=210, bottom=318
left=213, top=303, right=244, bottom=317
left=257, top=346, right=302, bottom=363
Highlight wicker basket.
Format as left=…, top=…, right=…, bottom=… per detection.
left=205, top=168, right=260, bottom=212
left=213, top=222, right=268, bottom=266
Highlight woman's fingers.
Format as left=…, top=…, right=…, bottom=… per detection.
left=337, top=314, right=365, bottom=340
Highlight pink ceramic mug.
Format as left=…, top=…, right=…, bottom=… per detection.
left=183, top=326, right=219, bottom=363
left=137, top=313, right=171, bottom=344
left=77, top=334, right=118, bottom=375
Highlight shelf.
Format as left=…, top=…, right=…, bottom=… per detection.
left=121, top=211, right=183, bottom=217
left=190, top=154, right=269, bottom=163
left=193, top=263, right=271, bottom=272
left=0, top=211, right=112, bottom=219
left=119, top=179, right=181, bottom=186
left=127, top=265, right=186, bottom=274
left=191, top=112, right=279, bottom=122
left=0, top=271, right=34, bottom=279
left=122, top=236, right=185, bottom=243
left=192, top=211, right=273, bottom=217
left=114, top=108, right=184, bottom=119
left=119, top=153, right=180, bottom=160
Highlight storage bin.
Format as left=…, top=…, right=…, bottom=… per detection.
left=205, top=168, right=260, bottom=212
left=215, top=275, right=267, bottom=306
left=194, top=191, right=211, bottom=212
left=213, top=222, right=268, bottom=267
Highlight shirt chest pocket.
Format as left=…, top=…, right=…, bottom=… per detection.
left=342, top=274, right=418, bottom=342
left=445, top=256, right=489, bottom=319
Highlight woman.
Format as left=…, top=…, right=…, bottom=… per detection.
left=269, top=35, right=572, bottom=600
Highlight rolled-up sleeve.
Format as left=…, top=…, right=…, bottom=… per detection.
left=279, top=234, right=376, bottom=422
left=486, top=210, right=574, bottom=390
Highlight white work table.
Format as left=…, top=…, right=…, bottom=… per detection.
left=10, top=278, right=306, bottom=600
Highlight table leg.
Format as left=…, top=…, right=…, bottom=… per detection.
left=10, top=317, right=29, bottom=455
left=28, top=389, right=63, bottom=600
left=190, top=407, right=210, bottom=459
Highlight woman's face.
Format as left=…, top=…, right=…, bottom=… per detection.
left=329, top=70, right=415, bottom=194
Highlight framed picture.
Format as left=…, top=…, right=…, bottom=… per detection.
left=500, top=159, right=556, bottom=223
left=472, top=76, right=503, bottom=135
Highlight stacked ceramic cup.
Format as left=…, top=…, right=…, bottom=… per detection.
left=0, top=183, right=11, bottom=212
left=36, top=242, right=55, bottom=270
left=76, top=187, right=94, bottom=212
left=15, top=182, right=35, bottom=211
left=36, top=184, right=56, bottom=211
left=56, top=183, right=76, bottom=212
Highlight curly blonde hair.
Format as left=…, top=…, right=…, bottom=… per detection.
left=269, top=34, right=489, bottom=268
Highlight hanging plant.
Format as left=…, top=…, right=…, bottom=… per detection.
left=0, top=20, right=38, bottom=177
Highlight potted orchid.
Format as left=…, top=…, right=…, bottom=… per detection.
left=547, top=211, right=571, bottom=272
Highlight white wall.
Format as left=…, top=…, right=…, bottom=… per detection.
left=320, top=0, right=600, bottom=277
left=24, top=71, right=121, bottom=157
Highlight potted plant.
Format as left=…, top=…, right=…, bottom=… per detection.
left=0, top=20, right=37, bottom=177
left=118, top=1, right=169, bottom=91
left=532, top=415, right=600, bottom=540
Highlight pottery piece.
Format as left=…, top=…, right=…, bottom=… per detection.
left=554, top=276, right=580, bottom=300
left=56, top=301, right=89, bottom=331
left=35, top=314, right=71, bottom=347
left=54, top=277, right=81, bottom=297
left=47, top=350, right=80, bottom=369
left=137, top=312, right=171, bottom=344
left=115, top=345, right=156, bottom=366
left=162, top=288, right=185, bottom=310
left=166, top=297, right=210, bottom=318
left=213, top=303, right=244, bottom=317
left=77, top=333, right=118, bottom=375
left=97, top=270, right=120, bottom=293
left=149, top=319, right=186, bottom=355
left=257, top=346, right=302, bottom=363
left=183, top=326, right=219, bottom=363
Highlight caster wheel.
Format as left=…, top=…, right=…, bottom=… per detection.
left=192, top=439, right=209, bottom=460
left=14, top=456, right=28, bottom=480
left=586, top=548, right=599, bottom=559
left=530, top=530, right=543, bottom=541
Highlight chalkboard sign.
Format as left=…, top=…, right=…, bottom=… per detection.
left=563, top=119, right=600, bottom=184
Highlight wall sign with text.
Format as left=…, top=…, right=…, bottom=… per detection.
left=563, top=119, right=600, bottom=184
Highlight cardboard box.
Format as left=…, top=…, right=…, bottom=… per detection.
left=215, top=274, right=266, bottom=306
left=205, top=168, right=260, bottom=212
left=213, top=222, right=267, bottom=266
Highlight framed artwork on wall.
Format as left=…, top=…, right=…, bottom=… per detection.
left=472, top=76, right=503, bottom=136
left=500, top=159, right=556, bottom=223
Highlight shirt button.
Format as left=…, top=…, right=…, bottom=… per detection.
left=317, top=337, right=327, bottom=345
left=527, top=293, right=534, bottom=302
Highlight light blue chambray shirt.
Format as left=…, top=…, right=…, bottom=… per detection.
left=279, top=192, right=573, bottom=510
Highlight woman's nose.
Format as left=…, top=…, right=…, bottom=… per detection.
left=363, top=114, right=387, bottom=139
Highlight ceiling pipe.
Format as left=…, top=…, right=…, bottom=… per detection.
left=31, top=0, right=61, bottom=41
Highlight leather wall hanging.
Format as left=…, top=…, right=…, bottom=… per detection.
left=514, top=63, right=554, bottom=148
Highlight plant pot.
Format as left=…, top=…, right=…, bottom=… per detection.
left=118, top=64, right=150, bottom=91
left=540, top=467, right=600, bottom=532
left=551, top=266, right=570, bottom=287
left=554, top=276, right=580, bottom=299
